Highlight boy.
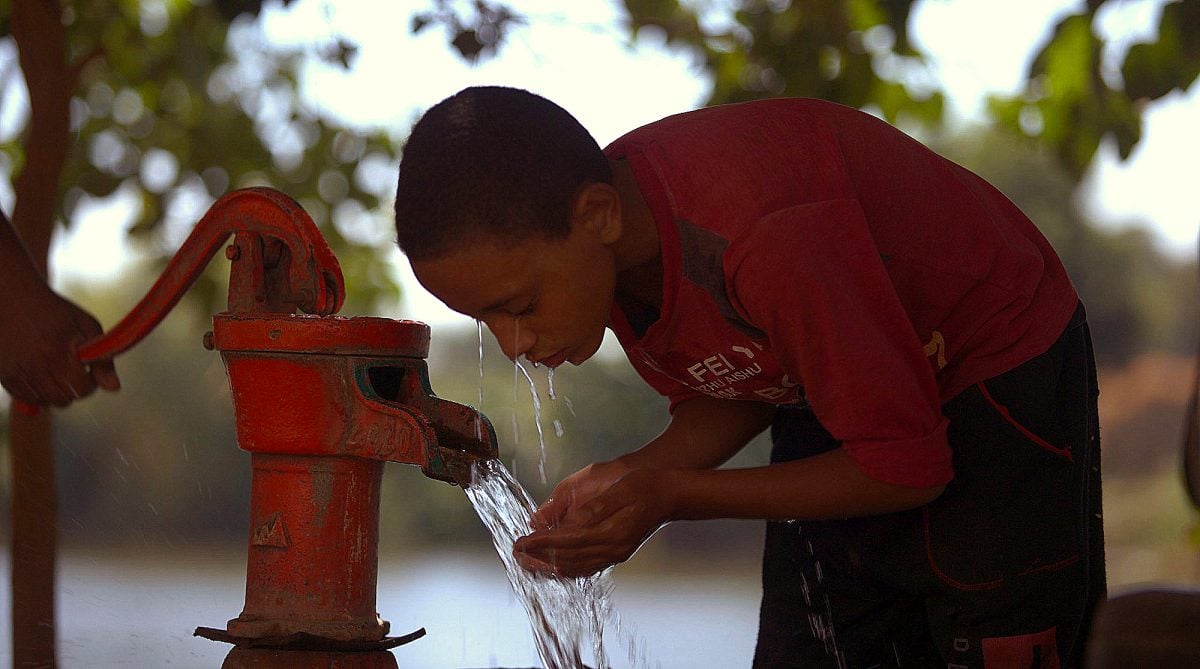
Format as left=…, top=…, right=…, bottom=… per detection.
left=394, top=86, right=1104, bottom=668
left=0, top=208, right=119, bottom=408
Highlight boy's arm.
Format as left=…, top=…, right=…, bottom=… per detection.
left=620, top=396, right=777, bottom=470
left=516, top=450, right=943, bottom=578
left=666, top=448, right=943, bottom=521
left=522, top=396, right=774, bottom=533
left=515, top=397, right=944, bottom=577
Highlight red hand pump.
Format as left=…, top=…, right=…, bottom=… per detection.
left=53, top=188, right=497, bottom=667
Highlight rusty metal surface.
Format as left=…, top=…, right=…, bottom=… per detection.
left=229, top=454, right=387, bottom=641
left=211, top=313, right=430, bottom=357
left=195, top=626, right=425, bottom=651
left=219, top=647, right=401, bottom=669
left=214, top=318, right=497, bottom=478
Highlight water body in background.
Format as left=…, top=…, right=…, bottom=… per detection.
left=0, top=546, right=760, bottom=668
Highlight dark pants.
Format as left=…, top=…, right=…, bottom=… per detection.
left=754, top=305, right=1105, bottom=669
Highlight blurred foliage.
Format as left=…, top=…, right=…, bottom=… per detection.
left=988, top=0, right=1200, bottom=178
left=0, top=0, right=402, bottom=317
left=424, top=0, right=1200, bottom=179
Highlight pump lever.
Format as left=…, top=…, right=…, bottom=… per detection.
left=12, top=188, right=344, bottom=416
left=79, top=187, right=344, bottom=363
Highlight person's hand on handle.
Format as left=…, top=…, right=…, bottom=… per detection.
left=1, top=208, right=119, bottom=413
left=0, top=282, right=120, bottom=410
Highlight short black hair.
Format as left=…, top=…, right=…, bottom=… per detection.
left=394, top=86, right=613, bottom=261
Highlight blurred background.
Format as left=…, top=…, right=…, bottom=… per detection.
left=1, top=0, right=1199, bottom=666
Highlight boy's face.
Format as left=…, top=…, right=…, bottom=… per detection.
left=410, top=223, right=617, bottom=368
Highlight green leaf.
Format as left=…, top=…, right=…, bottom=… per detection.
left=1122, top=0, right=1200, bottom=100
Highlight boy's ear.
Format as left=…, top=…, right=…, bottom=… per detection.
left=570, top=182, right=622, bottom=245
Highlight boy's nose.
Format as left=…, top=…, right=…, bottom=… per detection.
left=483, top=316, right=536, bottom=361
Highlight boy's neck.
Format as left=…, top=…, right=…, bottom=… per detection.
left=609, top=158, right=663, bottom=309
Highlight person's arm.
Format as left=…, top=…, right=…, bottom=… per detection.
left=513, top=396, right=769, bottom=575
left=623, top=395, right=777, bottom=470
left=513, top=397, right=942, bottom=577
left=0, top=210, right=119, bottom=407
left=524, top=396, right=775, bottom=530
left=665, top=448, right=943, bottom=521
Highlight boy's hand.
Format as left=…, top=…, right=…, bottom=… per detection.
left=0, top=285, right=120, bottom=408
left=526, top=459, right=633, bottom=530
left=514, top=463, right=675, bottom=578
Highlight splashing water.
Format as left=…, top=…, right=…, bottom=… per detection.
left=466, top=458, right=614, bottom=669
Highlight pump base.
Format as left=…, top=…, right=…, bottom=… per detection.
left=194, top=625, right=425, bottom=652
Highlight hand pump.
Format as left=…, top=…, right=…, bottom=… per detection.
left=70, top=187, right=497, bottom=668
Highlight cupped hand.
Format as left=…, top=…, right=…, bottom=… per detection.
left=513, top=466, right=675, bottom=578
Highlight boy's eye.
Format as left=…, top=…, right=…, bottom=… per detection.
left=515, top=301, right=536, bottom=317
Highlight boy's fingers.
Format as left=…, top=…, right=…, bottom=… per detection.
left=530, top=496, right=568, bottom=530
left=516, top=543, right=617, bottom=578
left=515, top=527, right=595, bottom=553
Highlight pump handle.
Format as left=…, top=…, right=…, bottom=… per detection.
left=79, top=187, right=344, bottom=363
left=12, top=188, right=344, bottom=416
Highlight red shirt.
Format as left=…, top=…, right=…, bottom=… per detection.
left=603, top=98, right=1078, bottom=488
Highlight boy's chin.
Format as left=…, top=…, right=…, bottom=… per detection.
left=567, top=335, right=606, bottom=366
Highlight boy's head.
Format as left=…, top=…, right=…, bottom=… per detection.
left=394, top=86, right=613, bottom=261
left=395, top=87, right=626, bottom=367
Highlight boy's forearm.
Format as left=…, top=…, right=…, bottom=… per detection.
left=620, top=397, right=777, bottom=471
left=665, top=448, right=945, bottom=522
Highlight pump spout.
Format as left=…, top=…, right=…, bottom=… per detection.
left=347, top=359, right=498, bottom=486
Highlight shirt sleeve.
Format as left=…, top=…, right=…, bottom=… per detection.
left=727, top=198, right=954, bottom=488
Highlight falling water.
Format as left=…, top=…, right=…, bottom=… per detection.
left=466, top=332, right=656, bottom=668
left=466, top=458, right=614, bottom=669
left=515, top=360, right=548, bottom=484
left=512, top=319, right=522, bottom=448
left=548, top=367, right=565, bottom=439
left=476, top=320, right=486, bottom=441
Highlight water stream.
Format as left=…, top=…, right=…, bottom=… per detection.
left=515, top=360, right=548, bottom=484
left=468, top=320, right=658, bottom=668
left=465, top=458, right=614, bottom=669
